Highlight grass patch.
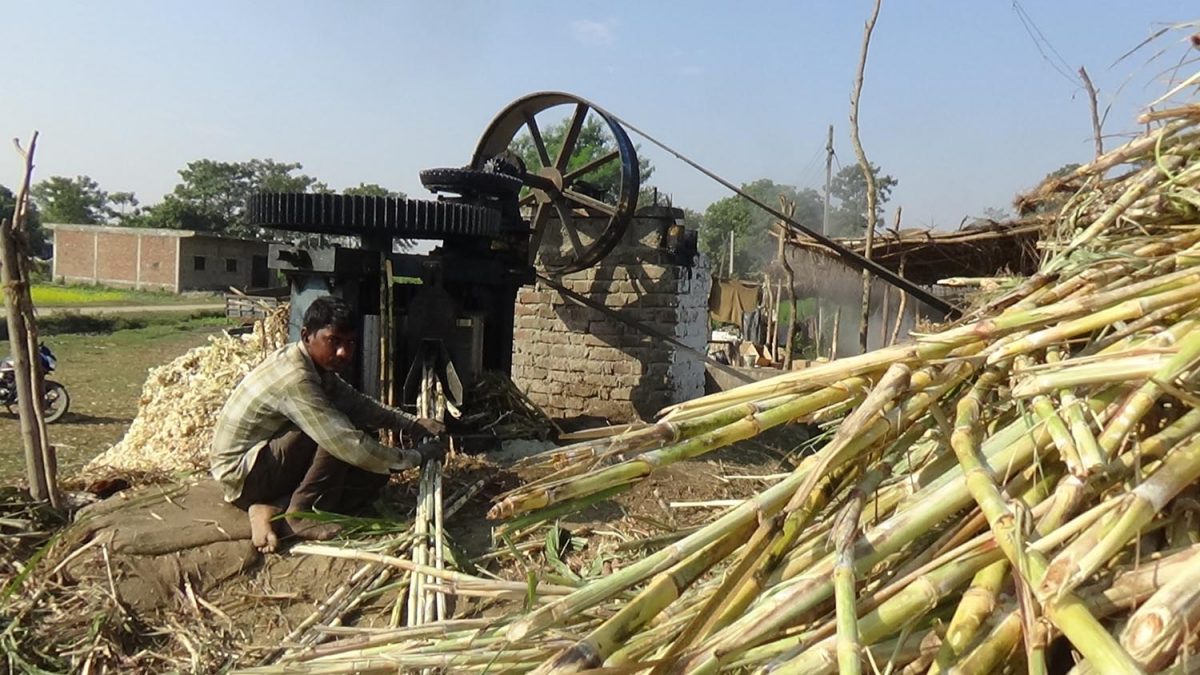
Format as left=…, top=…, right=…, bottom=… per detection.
left=0, top=322, right=226, bottom=480
left=4, top=283, right=221, bottom=308
left=1, top=311, right=230, bottom=340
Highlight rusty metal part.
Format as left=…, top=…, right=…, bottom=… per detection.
left=472, top=91, right=640, bottom=274
left=419, top=168, right=524, bottom=198
left=246, top=193, right=502, bottom=239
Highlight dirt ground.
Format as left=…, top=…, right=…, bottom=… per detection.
left=0, top=322, right=224, bottom=480
left=0, top=422, right=809, bottom=672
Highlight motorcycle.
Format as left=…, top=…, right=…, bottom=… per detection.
left=1, top=343, right=71, bottom=423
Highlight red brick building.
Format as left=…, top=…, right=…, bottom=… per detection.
left=48, top=224, right=271, bottom=292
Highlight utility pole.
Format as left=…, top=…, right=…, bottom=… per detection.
left=728, top=230, right=734, bottom=277
left=819, top=124, right=834, bottom=359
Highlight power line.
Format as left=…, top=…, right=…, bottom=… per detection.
left=1010, top=0, right=1080, bottom=87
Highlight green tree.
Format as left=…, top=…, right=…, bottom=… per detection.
left=510, top=115, right=654, bottom=204
left=1, top=184, right=47, bottom=256
left=108, top=191, right=140, bottom=223
left=31, top=175, right=110, bottom=224
left=140, top=159, right=325, bottom=237
left=343, top=183, right=405, bottom=198
left=699, top=180, right=822, bottom=277
left=827, top=163, right=897, bottom=237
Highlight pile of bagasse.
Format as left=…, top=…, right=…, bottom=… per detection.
left=245, top=80, right=1200, bottom=675
left=80, top=306, right=289, bottom=481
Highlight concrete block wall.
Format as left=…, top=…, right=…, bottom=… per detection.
left=512, top=214, right=710, bottom=422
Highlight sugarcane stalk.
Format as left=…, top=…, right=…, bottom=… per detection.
left=926, top=559, right=1009, bottom=674
left=831, top=468, right=883, bottom=675
left=491, top=377, right=870, bottom=520
left=1040, top=432, right=1200, bottom=602
left=1095, top=321, right=1200, bottom=459
left=433, top=467, right=446, bottom=621
left=533, top=534, right=743, bottom=674
left=1116, top=554, right=1200, bottom=670
left=950, top=365, right=1143, bottom=673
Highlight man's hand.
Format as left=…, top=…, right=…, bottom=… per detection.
left=412, top=417, right=445, bottom=439
left=415, top=440, right=447, bottom=465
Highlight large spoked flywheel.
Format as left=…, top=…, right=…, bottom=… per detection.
left=471, top=92, right=640, bottom=274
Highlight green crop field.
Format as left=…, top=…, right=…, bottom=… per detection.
left=2, top=283, right=220, bottom=308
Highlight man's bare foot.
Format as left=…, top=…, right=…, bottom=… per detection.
left=285, top=509, right=342, bottom=541
left=248, top=503, right=282, bottom=553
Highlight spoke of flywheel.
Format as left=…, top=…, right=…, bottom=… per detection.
left=554, top=104, right=589, bottom=173
left=519, top=192, right=538, bottom=207
left=555, top=203, right=588, bottom=260
left=563, top=188, right=618, bottom=216
left=563, top=149, right=620, bottom=183
left=528, top=203, right=551, bottom=263
left=524, top=112, right=552, bottom=168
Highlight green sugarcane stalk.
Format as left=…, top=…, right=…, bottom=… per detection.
left=1019, top=355, right=1083, bottom=473
left=770, top=471, right=1059, bottom=675
left=926, top=559, right=1009, bottom=674
left=763, top=547, right=1004, bottom=675
left=1118, top=549, right=1200, bottom=671
left=532, top=533, right=743, bottom=673
left=1040, top=432, right=1200, bottom=602
left=1066, top=154, right=1184, bottom=252
left=986, top=282, right=1200, bottom=365
left=694, top=366, right=931, bottom=645
left=936, top=264, right=1200, bottom=357
left=1096, top=321, right=1200, bottom=459
left=490, top=378, right=869, bottom=520
left=949, top=606, right=1022, bottom=675
left=830, top=467, right=887, bottom=675
left=1012, top=353, right=1172, bottom=398
left=950, top=365, right=1143, bottom=673
left=1061, top=388, right=1106, bottom=473
left=672, top=373, right=1057, bottom=675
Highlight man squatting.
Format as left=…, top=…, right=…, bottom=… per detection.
left=210, top=295, right=445, bottom=552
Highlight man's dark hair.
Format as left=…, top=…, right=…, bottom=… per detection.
left=302, top=295, right=356, bottom=334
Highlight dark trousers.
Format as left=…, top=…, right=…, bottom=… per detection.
left=232, top=429, right=389, bottom=514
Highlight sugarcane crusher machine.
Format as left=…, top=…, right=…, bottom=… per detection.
left=246, top=92, right=655, bottom=439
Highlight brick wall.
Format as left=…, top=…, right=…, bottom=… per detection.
left=52, top=228, right=96, bottom=281
left=51, top=226, right=264, bottom=292
left=53, top=226, right=178, bottom=291
left=177, top=237, right=267, bottom=291
left=138, top=233, right=178, bottom=288
left=512, top=214, right=710, bottom=422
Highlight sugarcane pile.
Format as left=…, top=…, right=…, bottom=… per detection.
left=246, top=96, right=1200, bottom=674
left=80, top=306, right=288, bottom=480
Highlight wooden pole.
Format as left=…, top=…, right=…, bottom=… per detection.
left=881, top=207, right=902, bottom=347
left=2, top=131, right=59, bottom=508
left=889, top=255, right=909, bottom=346
left=851, top=0, right=883, bottom=355
left=1079, top=66, right=1104, bottom=159
left=727, top=231, right=734, bottom=277
left=776, top=196, right=799, bottom=370
left=830, top=306, right=841, bottom=361
left=819, top=124, right=833, bottom=359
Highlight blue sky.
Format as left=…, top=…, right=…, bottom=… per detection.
left=4, top=1, right=1197, bottom=230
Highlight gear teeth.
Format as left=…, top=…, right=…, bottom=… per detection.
left=246, top=193, right=502, bottom=239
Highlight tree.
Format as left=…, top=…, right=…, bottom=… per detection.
left=510, top=116, right=654, bottom=204
left=108, top=191, right=140, bottom=224
left=699, top=180, right=822, bottom=277
left=343, top=183, right=405, bottom=198
left=827, top=163, right=897, bottom=237
left=0, top=184, right=47, bottom=257
left=140, top=159, right=325, bottom=237
left=31, top=175, right=110, bottom=225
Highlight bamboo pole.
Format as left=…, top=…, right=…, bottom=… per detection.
left=851, top=0, right=883, bottom=354
left=1, top=131, right=58, bottom=509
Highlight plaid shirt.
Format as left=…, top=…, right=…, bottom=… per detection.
left=210, top=341, right=419, bottom=502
